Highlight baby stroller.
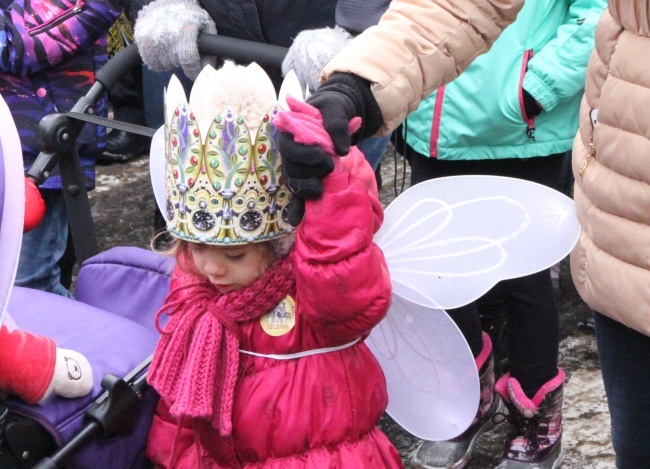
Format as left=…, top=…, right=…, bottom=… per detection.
left=1, top=35, right=287, bottom=468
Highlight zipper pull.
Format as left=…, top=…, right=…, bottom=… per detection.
left=526, top=125, right=535, bottom=141
left=579, top=143, right=596, bottom=177
left=73, top=0, right=84, bottom=12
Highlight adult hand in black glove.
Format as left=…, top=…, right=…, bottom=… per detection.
left=280, top=134, right=336, bottom=226
left=279, top=72, right=382, bottom=226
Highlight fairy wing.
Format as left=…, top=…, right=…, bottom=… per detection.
left=377, top=175, right=580, bottom=310
left=369, top=175, right=580, bottom=441
left=367, top=294, right=478, bottom=441
left=0, top=94, right=25, bottom=325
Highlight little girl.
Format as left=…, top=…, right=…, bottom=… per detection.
left=145, top=62, right=402, bottom=468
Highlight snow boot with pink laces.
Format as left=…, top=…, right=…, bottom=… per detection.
left=411, top=333, right=504, bottom=469
left=495, top=369, right=565, bottom=468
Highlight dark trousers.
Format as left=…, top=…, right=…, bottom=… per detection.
left=409, top=150, right=564, bottom=396
left=595, top=312, right=650, bottom=468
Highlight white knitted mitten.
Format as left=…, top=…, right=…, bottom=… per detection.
left=134, top=0, right=217, bottom=80
left=282, top=26, right=353, bottom=94
left=39, top=348, right=93, bottom=402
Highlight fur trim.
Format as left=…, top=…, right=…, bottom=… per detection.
left=496, top=368, right=565, bottom=419
left=495, top=372, right=510, bottom=401
left=475, top=332, right=492, bottom=371
left=506, top=376, right=537, bottom=418
left=529, top=368, right=565, bottom=407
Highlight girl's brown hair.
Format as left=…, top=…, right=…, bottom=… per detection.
left=150, top=231, right=295, bottom=277
left=151, top=233, right=200, bottom=277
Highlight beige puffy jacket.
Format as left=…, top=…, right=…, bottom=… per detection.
left=571, top=2, right=650, bottom=336
left=323, top=0, right=523, bottom=135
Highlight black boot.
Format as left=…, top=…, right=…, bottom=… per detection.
left=97, top=130, right=151, bottom=165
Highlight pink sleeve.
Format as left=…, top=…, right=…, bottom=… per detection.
left=0, top=325, right=56, bottom=404
left=293, top=148, right=391, bottom=343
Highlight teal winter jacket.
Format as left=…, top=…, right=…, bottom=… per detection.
left=404, top=0, right=606, bottom=161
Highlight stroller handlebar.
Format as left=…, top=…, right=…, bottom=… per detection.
left=198, top=34, right=288, bottom=70
left=94, top=33, right=289, bottom=95
left=92, top=43, right=141, bottom=96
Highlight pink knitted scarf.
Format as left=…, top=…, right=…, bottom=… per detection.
left=148, top=253, right=295, bottom=436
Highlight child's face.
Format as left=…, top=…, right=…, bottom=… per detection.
left=188, top=242, right=273, bottom=294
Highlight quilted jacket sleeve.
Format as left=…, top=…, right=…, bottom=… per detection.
left=523, top=0, right=607, bottom=112
left=322, top=0, right=523, bottom=135
left=0, top=324, right=56, bottom=404
left=0, top=0, right=124, bottom=76
left=293, top=149, right=392, bottom=344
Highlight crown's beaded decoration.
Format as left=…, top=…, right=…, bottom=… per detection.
left=165, top=101, right=293, bottom=245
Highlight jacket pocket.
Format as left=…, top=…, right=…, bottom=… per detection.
left=27, top=0, right=86, bottom=37
left=518, top=49, right=535, bottom=140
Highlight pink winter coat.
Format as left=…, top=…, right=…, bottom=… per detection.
left=146, top=149, right=401, bottom=468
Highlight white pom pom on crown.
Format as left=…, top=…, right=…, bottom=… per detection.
left=188, top=61, right=276, bottom=139
left=164, top=63, right=306, bottom=141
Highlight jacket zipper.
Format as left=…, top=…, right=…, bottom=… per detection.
left=580, top=39, right=619, bottom=178
left=518, top=49, right=535, bottom=140
left=429, top=86, right=446, bottom=157
left=27, top=0, right=86, bottom=37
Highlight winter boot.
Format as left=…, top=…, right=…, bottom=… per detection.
left=495, top=369, right=565, bottom=468
left=411, top=333, right=504, bottom=469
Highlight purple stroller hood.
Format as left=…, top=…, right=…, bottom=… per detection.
left=75, top=246, right=174, bottom=329
left=0, top=94, right=25, bottom=326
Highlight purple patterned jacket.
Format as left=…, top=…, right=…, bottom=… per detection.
left=0, top=0, right=124, bottom=189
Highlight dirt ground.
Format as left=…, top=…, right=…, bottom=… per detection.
left=87, top=144, right=615, bottom=468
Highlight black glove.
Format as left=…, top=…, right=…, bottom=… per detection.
left=279, top=72, right=382, bottom=226
left=522, top=89, right=543, bottom=118
left=279, top=133, right=336, bottom=226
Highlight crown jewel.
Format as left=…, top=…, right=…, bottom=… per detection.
left=163, top=63, right=302, bottom=245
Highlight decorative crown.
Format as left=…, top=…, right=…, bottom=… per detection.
left=162, top=63, right=303, bottom=245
